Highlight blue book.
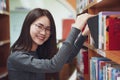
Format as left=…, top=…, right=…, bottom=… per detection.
left=98, top=60, right=111, bottom=80
left=111, top=67, right=120, bottom=80
left=90, top=57, right=110, bottom=80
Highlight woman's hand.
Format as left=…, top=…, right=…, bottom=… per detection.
left=82, top=24, right=90, bottom=36
left=72, top=13, right=95, bottom=31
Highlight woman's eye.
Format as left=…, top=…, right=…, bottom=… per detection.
left=37, top=25, right=42, bottom=29
left=46, top=28, right=50, bottom=31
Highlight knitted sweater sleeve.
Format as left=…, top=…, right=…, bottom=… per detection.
left=7, top=27, right=85, bottom=73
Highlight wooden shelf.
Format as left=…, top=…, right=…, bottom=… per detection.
left=0, top=40, right=10, bottom=46
left=77, top=0, right=120, bottom=80
left=0, top=1, right=10, bottom=80
left=0, top=10, right=9, bottom=15
left=0, top=67, right=8, bottom=79
left=94, top=50, right=120, bottom=64
left=83, top=0, right=120, bottom=13
left=104, top=51, right=120, bottom=64
left=83, top=42, right=120, bottom=64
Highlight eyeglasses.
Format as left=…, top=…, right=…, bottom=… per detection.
left=33, top=23, right=51, bottom=34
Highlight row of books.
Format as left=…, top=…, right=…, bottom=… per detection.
left=89, top=0, right=102, bottom=3
left=76, top=0, right=102, bottom=13
left=76, top=0, right=88, bottom=13
left=90, top=57, right=120, bottom=80
left=87, top=11, right=120, bottom=50
left=0, top=0, right=6, bottom=11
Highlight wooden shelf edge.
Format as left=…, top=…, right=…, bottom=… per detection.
left=83, top=42, right=120, bottom=64
left=105, top=51, right=120, bottom=64
left=82, top=0, right=102, bottom=12
left=0, top=10, right=10, bottom=15
left=77, top=0, right=102, bottom=14
left=82, top=0, right=120, bottom=13
left=83, top=2, right=97, bottom=12
left=0, top=67, right=8, bottom=79
left=0, top=40, right=10, bottom=46
left=0, top=72, right=8, bottom=79
left=68, top=69, right=77, bottom=80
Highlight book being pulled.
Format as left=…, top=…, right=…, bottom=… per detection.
left=87, top=11, right=120, bottom=50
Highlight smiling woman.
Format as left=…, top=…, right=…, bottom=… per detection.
left=9, top=0, right=91, bottom=80
left=31, top=20, right=51, bottom=35
left=7, top=7, right=93, bottom=80
left=30, top=16, right=51, bottom=46
left=8, top=8, right=60, bottom=80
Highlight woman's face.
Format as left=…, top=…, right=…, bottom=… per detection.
left=30, top=16, right=51, bottom=48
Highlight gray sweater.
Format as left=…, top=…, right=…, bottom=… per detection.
left=7, top=27, right=87, bottom=80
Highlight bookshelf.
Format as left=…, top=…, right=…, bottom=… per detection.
left=84, top=42, right=120, bottom=64
left=77, top=0, right=120, bottom=80
left=0, top=0, right=10, bottom=79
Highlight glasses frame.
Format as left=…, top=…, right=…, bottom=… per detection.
left=33, top=23, right=51, bottom=34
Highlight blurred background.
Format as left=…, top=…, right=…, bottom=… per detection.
left=10, top=0, right=76, bottom=46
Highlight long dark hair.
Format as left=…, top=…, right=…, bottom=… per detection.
left=11, top=8, right=59, bottom=80
left=11, top=8, right=57, bottom=58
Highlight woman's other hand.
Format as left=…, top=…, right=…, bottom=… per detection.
left=72, top=13, right=95, bottom=31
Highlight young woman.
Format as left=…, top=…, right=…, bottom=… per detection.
left=7, top=8, right=94, bottom=80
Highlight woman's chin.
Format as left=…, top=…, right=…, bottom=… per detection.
left=37, top=41, right=45, bottom=45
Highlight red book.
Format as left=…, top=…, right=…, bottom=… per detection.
left=109, top=16, right=120, bottom=50
left=82, top=50, right=88, bottom=74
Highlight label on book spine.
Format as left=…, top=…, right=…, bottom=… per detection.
left=96, top=49, right=106, bottom=57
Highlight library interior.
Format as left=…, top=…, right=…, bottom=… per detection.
left=0, top=0, right=120, bottom=80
